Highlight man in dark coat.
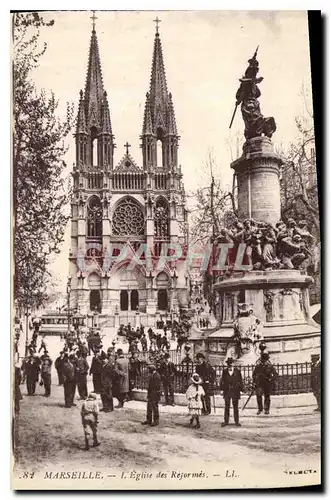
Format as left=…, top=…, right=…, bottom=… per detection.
left=14, top=362, right=23, bottom=414
left=62, top=354, right=77, bottom=408
left=160, top=353, right=176, bottom=406
left=55, top=351, right=65, bottom=385
left=76, top=351, right=89, bottom=400
left=140, top=333, right=148, bottom=352
left=253, top=352, right=278, bottom=415
left=220, top=358, right=243, bottom=427
left=89, top=352, right=103, bottom=394
left=195, top=353, right=216, bottom=415
left=142, top=364, right=162, bottom=426
left=114, top=349, right=129, bottom=408
left=160, top=333, right=170, bottom=352
left=23, top=354, right=40, bottom=396
left=40, top=352, right=52, bottom=397
left=311, top=354, right=321, bottom=412
left=128, top=352, right=141, bottom=400
left=100, top=353, right=114, bottom=412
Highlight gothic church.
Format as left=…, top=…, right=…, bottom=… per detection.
left=69, top=17, right=189, bottom=327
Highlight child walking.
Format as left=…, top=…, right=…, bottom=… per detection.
left=186, top=373, right=205, bottom=429
left=81, top=392, right=100, bottom=450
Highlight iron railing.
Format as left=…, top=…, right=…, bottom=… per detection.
left=132, top=361, right=313, bottom=395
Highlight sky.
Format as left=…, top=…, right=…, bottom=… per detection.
left=24, top=10, right=314, bottom=296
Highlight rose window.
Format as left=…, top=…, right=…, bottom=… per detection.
left=112, top=198, right=144, bottom=236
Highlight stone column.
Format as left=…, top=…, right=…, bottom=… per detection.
left=231, top=137, right=283, bottom=226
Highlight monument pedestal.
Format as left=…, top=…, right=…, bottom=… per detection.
left=231, top=137, right=283, bottom=226
left=209, top=270, right=320, bottom=364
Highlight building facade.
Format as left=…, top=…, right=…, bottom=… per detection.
left=69, top=20, right=189, bottom=327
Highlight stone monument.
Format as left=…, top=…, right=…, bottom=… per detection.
left=206, top=48, right=320, bottom=364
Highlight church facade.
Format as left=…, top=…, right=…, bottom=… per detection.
left=68, top=19, right=189, bottom=327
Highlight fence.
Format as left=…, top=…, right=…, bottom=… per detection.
left=133, top=362, right=313, bottom=396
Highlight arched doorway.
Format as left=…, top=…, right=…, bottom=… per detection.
left=131, top=289, right=139, bottom=311
left=90, top=290, right=101, bottom=313
left=157, top=289, right=168, bottom=311
left=120, top=290, right=128, bottom=311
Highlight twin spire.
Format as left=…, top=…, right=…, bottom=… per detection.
left=76, top=14, right=178, bottom=156
left=142, top=21, right=178, bottom=138
left=76, top=13, right=112, bottom=135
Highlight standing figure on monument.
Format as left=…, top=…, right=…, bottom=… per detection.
left=227, top=304, right=263, bottom=362
left=230, top=47, right=276, bottom=140
left=253, top=352, right=278, bottom=415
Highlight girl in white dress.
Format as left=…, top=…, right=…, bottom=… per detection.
left=186, top=373, right=205, bottom=429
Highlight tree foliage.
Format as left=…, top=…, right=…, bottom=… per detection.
left=13, top=13, right=74, bottom=309
left=188, top=153, right=236, bottom=246
left=279, top=90, right=319, bottom=236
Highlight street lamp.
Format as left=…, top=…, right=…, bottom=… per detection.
left=66, top=276, right=72, bottom=335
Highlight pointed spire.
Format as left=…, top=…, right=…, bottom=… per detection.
left=84, top=24, right=104, bottom=127
left=167, top=92, right=178, bottom=135
left=142, top=92, right=154, bottom=135
left=76, top=89, right=87, bottom=134
left=149, top=25, right=168, bottom=108
left=100, top=90, right=113, bottom=134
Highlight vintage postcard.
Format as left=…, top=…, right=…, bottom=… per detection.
left=12, top=10, right=321, bottom=490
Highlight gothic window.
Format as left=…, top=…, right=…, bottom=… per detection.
left=112, top=197, right=144, bottom=236
left=154, top=197, right=169, bottom=238
left=91, top=126, right=98, bottom=166
left=87, top=196, right=102, bottom=238
left=156, top=139, right=163, bottom=167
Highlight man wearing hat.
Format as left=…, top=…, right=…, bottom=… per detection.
left=40, top=351, right=53, bottom=397
left=100, top=353, right=114, bottom=412
left=76, top=350, right=89, bottom=400
left=55, top=351, right=65, bottom=386
left=89, top=351, right=103, bottom=394
left=220, top=358, right=243, bottom=427
left=114, top=349, right=129, bottom=408
left=22, top=353, right=40, bottom=396
left=81, top=393, right=100, bottom=450
left=195, top=353, right=216, bottom=415
left=253, top=352, right=278, bottom=415
left=142, top=364, right=161, bottom=426
left=159, top=352, right=177, bottom=406
left=62, top=353, right=77, bottom=408
left=311, top=354, right=321, bottom=412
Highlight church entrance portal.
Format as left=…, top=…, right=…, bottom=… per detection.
left=120, top=290, right=128, bottom=311
left=90, top=290, right=101, bottom=313
left=157, top=289, right=168, bottom=311
left=120, top=289, right=139, bottom=311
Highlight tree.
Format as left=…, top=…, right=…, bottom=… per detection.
left=13, top=13, right=74, bottom=310
left=279, top=89, right=320, bottom=303
left=188, top=152, right=236, bottom=246
left=188, top=153, right=236, bottom=308
left=279, top=89, right=319, bottom=236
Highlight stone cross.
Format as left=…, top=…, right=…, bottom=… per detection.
left=124, top=142, right=131, bottom=154
left=153, top=16, right=161, bottom=33
left=91, top=11, right=98, bottom=30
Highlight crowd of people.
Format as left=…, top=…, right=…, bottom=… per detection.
left=13, top=323, right=321, bottom=451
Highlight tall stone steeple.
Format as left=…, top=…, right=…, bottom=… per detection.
left=75, top=14, right=115, bottom=169
left=141, top=18, right=179, bottom=171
